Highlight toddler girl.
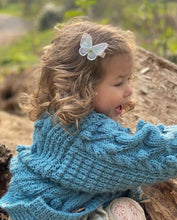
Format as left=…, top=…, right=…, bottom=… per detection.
left=1, top=19, right=177, bottom=220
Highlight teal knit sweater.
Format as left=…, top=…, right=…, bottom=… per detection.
left=1, top=111, right=177, bottom=220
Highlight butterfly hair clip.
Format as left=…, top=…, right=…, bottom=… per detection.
left=79, top=33, right=108, bottom=61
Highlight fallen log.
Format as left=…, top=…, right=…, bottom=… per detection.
left=142, top=180, right=177, bottom=220
left=0, top=144, right=12, bottom=220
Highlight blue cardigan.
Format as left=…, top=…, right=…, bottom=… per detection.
left=1, top=111, right=177, bottom=220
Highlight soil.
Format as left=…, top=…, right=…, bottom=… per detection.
left=0, top=47, right=177, bottom=220
left=0, top=47, right=177, bottom=153
left=0, top=48, right=177, bottom=154
left=0, top=14, right=177, bottom=220
left=0, top=13, right=33, bottom=154
left=0, top=13, right=176, bottom=153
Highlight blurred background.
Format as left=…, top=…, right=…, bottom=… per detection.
left=0, top=0, right=177, bottom=80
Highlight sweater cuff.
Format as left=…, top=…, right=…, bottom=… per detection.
left=1, top=197, right=86, bottom=220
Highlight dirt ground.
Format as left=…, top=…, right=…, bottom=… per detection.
left=0, top=13, right=33, bottom=154
left=0, top=111, right=33, bottom=155
left=0, top=14, right=177, bottom=155
left=0, top=47, right=177, bottom=155
left=0, top=14, right=177, bottom=220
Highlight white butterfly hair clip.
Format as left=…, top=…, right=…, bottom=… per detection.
left=79, top=33, right=108, bottom=61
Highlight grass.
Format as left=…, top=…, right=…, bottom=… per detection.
left=0, top=1, right=176, bottom=80
left=0, top=2, right=55, bottom=80
left=0, top=28, right=54, bottom=79
left=0, top=2, right=24, bottom=17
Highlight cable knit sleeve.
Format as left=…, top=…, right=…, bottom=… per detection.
left=58, top=119, right=177, bottom=193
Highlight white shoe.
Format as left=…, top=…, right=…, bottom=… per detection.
left=106, top=197, right=146, bottom=220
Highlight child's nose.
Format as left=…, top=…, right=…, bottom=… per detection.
left=125, top=84, right=133, bottom=97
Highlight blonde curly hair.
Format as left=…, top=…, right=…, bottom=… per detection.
left=20, top=19, right=135, bottom=126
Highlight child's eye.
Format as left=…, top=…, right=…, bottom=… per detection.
left=114, top=82, right=123, bottom=87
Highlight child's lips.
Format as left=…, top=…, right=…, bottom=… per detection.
left=115, top=105, right=123, bottom=114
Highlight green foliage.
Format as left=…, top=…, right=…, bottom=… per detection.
left=0, top=29, right=54, bottom=76
left=92, top=0, right=177, bottom=61
left=64, top=0, right=96, bottom=20
left=132, top=0, right=177, bottom=59
left=0, top=2, right=23, bottom=16
left=0, top=0, right=176, bottom=69
left=75, top=0, right=96, bottom=10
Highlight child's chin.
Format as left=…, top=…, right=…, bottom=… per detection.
left=108, top=113, right=120, bottom=122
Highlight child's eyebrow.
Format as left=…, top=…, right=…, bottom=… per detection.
left=115, top=72, right=132, bottom=79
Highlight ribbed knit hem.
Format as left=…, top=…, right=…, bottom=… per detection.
left=1, top=197, right=91, bottom=220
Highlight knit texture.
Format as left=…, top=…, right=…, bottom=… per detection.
left=0, top=111, right=177, bottom=220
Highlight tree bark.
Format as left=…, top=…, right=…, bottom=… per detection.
left=0, top=144, right=12, bottom=220
left=143, top=180, right=177, bottom=220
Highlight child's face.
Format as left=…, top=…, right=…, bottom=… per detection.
left=94, top=54, right=133, bottom=121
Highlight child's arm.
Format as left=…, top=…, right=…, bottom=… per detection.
left=15, top=114, right=177, bottom=195
left=58, top=120, right=177, bottom=193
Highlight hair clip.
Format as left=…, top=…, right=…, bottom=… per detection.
left=79, top=33, right=108, bottom=61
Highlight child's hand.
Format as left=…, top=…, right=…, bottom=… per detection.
left=164, top=125, right=177, bottom=133
left=163, top=125, right=177, bottom=146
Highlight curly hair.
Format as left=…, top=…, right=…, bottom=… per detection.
left=20, top=18, right=135, bottom=126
